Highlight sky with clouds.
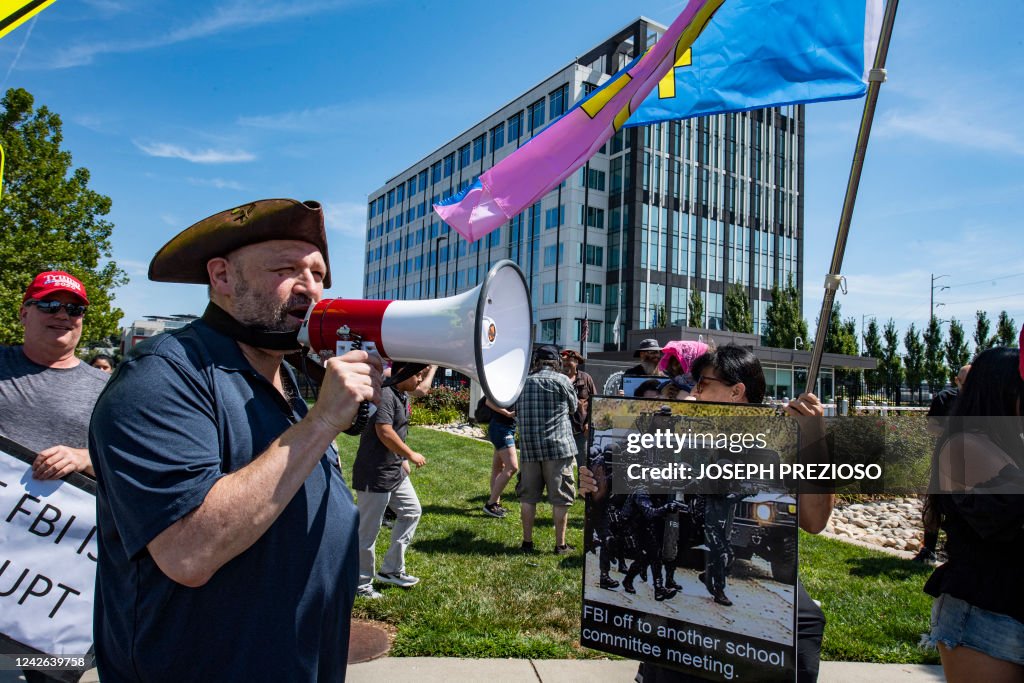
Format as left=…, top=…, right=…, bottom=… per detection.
left=1, top=0, right=1021, bottom=352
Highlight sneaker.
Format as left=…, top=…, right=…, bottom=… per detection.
left=912, top=548, right=938, bottom=564
left=375, top=571, right=420, bottom=588
left=357, top=585, right=383, bottom=599
left=483, top=502, right=507, bottom=518
left=520, top=541, right=535, bottom=553
left=554, top=543, right=576, bottom=555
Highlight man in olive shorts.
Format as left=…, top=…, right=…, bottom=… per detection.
left=515, top=345, right=578, bottom=554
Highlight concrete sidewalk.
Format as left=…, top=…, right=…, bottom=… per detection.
left=346, top=658, right=945, bottom=682
left=1, top=657, right=945, bottom=682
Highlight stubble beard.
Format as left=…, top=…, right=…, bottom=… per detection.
left=231, top=278, right=311, bottom=333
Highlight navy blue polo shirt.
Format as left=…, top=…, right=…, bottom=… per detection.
left=89, top=320, right=358, bottom=682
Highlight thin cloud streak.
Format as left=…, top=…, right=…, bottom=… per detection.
left=46, top=1, right=359, bottom=68
left=136, top=141, right=256, bottom=164
left=323, top=201, right=368, bottom=238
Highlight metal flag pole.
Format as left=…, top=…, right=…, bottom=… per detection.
left=804, top=0, right=899, bottom=396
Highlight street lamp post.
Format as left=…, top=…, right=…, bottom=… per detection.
left=434, top=236, right=448, bottom=299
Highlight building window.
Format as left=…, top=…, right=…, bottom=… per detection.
left=578, top=244, right=604, bottom=267
left=587, top=168, right=606, bottom=191
left=544, top=205, right=564, bottom=229
left=407, top=178, right=417, bottom=197
left=579, top=205, right=605, bottom=229
left=472, top=134, right=486, bottom=162
left=387, top=189, right=395, bottom=208
left=542, top=282, right=562, bottom=305
left=540, top=318, right=562, bottom=344
left=583, top=81, right=599, bottom=96
left=508, top=112, right=522, bottom=140
left=418, top=170, right=428, bottom=193
left=574, top=319, right=601, bottom=343
left=576, top=282, right=602, bottom=305
left=543, top=244, right=563, bottom=267
left=396, top=184, right=404, bottom=203
left=490, top=123, right=505, bottom=153
left=443, top=153, right=455, bottom=178
left=549, top=84, right=568, bottom=119
left=458, top=144, right=471, bottom=169
left=528, top=98, right=545, bottom=132
left=431, top=161, right=442, bottom=184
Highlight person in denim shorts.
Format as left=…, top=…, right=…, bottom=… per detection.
left=483, top=399, right=518, bottom=518
left=924, top=345, right=1024, bottom=682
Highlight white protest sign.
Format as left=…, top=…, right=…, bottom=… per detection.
left=0, top=438, right=97, bottom=657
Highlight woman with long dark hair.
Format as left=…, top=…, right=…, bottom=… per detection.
left=923, top=346, right=1024, bottom=682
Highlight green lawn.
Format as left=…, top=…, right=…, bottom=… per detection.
left=339, top=427, right=938, bottom=663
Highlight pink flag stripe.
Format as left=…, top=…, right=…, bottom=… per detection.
left=434, top=0, right=724, bottom=242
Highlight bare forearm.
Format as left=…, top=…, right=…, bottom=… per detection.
left=378, top=425, right=415, bottom=460
left=148, top=414, right=339, bottom=587
left=799, top=493, right=835, bottom=533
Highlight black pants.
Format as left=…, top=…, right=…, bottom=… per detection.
left=636, top=579, right=825, bottom=683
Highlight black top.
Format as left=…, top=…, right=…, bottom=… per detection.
left=927, top=387, right=958, bottom=418
left=924, top=461, right=1024, bottom=623
left=352, top=385, right=410, bottom=492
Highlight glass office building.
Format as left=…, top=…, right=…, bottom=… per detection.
left=364, top=17, right=803, bottom=353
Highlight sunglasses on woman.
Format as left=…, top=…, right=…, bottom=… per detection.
left=26, top=299, right=88, bottom=317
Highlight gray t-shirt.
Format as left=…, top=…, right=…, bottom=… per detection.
left=351, top=386, right=409, bottom=493
left=0, top=345, right=109, bottom=453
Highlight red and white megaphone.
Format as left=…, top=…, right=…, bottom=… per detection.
left=297, top=259, right=532, bottom=407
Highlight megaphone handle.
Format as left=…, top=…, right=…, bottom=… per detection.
left=342, top=334, right=371, bottom=437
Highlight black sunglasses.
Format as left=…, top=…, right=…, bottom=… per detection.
left=26, top=299, right=88, bottom=317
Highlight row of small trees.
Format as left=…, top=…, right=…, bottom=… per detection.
left=693, top=277, right=1017, bottom=403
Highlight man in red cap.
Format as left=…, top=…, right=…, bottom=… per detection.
left=89, top=199, right=381, bottom=682
left=0, top=270, right=108, bottom=480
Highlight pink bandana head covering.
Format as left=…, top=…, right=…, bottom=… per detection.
left=1019, top=325, right=1023, bottom=380
left=658, top=340, right=710, bottom=376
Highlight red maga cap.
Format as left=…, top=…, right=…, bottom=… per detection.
left=23, top=271, right=89, bottom=305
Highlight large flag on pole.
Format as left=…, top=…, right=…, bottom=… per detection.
left=627, top=0, right=883, bottom=127
left=434, top=0, right=725, bottom=242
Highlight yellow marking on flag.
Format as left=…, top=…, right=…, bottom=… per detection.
left=658, top=0, right=723, bottom=99
left=612, top=103, right=632, bottom=132
left=658, top=48, right=692, bottom=100
left=581, top=72, right=633, bottom=120
left=0, top=0, right=57, bottom=40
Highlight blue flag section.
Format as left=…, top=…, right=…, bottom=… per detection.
left=626, top=0, right=883, bottom=127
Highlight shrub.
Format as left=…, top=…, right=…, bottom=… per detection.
left=415, top=386, right=469, bottom=416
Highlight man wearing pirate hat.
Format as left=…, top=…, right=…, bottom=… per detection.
left=89, top=199, right=381, bottom=682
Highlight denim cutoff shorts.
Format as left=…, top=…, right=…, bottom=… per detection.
left=487, top=420, right=516, bottom=451
left=922, top=593, right=1024, bottom=665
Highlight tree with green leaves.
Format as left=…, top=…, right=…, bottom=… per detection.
left=724, top=282, right=753, bottom=333
left=655, top=304, right=668, bottom=328
left=880, top=320, right=904, bottom=403
left=862, top=318, right=883, bottom=393
left=762, top=276, right=808, bottom=350
left=903, top=324, right=924, bottom=403
left=923, top=316, right=947, bottom=392
left=821, top=303, right=860, bottom=397
left=944, top=318, right=970, bottom=383
left=995, top=310, right=1018, bottom=347
left=973, top=310, right=994, bottom=355
left=0, top=88, right=127, bottom=346
left=688, top=288, right=704, bottom=328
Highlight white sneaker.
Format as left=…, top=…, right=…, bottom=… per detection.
left=357, top=585, right=383, bottom=599
left=375, top=571, right=419, bottom=588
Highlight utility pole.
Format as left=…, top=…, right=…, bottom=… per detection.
left=930, top=273, right=949, bottom=323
